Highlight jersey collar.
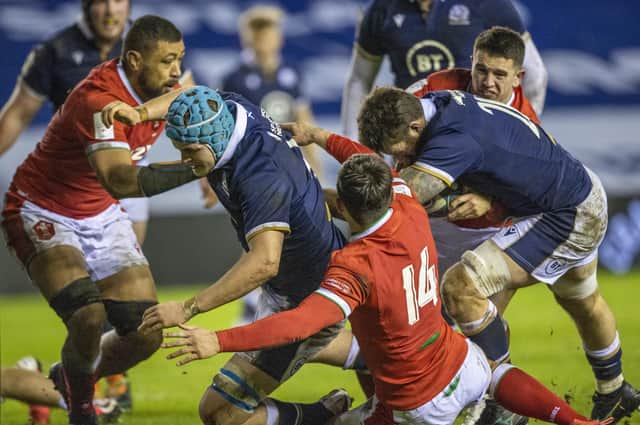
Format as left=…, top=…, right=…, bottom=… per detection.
left=214, top=101, right=248, bottom=169
left=420, top=98, right=437, bottom=122
left=349, top=208, right=393, bottom=242
left=116, top=61, right=143, bottom=105
left=507, top=91, right=516, bottom=107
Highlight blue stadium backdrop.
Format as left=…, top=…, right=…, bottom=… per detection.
left=0, top=0, right=639, bottom=272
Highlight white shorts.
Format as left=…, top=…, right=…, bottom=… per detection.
left=330, top=340, right=491, bottom=425
left=2, top=200, right=148, bottom=282
left=491, top=169, right=607, bottom=284
left=119, top=197, right=150, bottom=223
left=430, top=217, right=501, bottom=276
left=392, top=340, right=491, bottom=425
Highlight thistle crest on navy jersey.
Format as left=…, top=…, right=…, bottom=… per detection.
left=356, top=0, right=526, bottom=88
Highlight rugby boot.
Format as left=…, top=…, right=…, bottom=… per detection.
left=48, top=362, right=69, bottom=407
left=93, top=398, right=122, bottom=424
left=591, top=381, right=640, bottom=424
left=320, top=388, right=354, bottom=417
left=105, top=373, right=132, bottom=410
left=28, top=405, right=51, bottom=424
left=474, top=398, right=529, bottom=425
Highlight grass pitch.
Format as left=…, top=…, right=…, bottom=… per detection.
left=1, top=271, right=639, bottom=424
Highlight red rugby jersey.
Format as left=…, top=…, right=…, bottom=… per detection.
left=407, top=68, right=540, bottom=124
left=317, top=186, right=468, bottom=410
left=9, top=59, right=165, bottom=218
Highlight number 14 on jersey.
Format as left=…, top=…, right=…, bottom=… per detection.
left=402, top=247, right=438, bottom=325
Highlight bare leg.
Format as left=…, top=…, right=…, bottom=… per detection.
left=1, top=368, right=62, bottom=407
left=95, top=265, right=162, bottom=377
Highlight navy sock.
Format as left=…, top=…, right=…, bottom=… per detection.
left=587, top=347, right=623, bottom=381
left=267, top=398, right=335, bottom=425
left=467, top=314, right=510, bottom=362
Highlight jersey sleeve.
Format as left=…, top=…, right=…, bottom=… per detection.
left=405, top=77, right=433, bottom=97
left=315, top=262, right=369, bottom=318
left=19, top=44, right=54, bottom=99
left=480, top=0, right=526, bottom=33
left=237, top=161, right=294, bottom=241
left=216, top=294, right=345, bottom=353
left=74, top=91, right=131, bottom=156
left=355, top=1, right=386, bottom=58
left=413, top=132, right=483, bottom=186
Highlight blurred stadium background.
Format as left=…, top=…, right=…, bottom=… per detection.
left=1, top=1, right=639, bottom=423
left=1, top=0, right=640, bottom=288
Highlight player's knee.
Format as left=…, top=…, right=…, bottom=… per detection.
left=67, top=302, right=107, bottom=338
left=48, top=276, right=102, bottom=323
left=200, top=368, right=264, bottom=425
left=103, top=299, right=157, bottom=336
left=441, top=262, right=477, bottom=318
left=128, top=326, right=163, bottom=359
left=198, top=393, right=245, bottom=425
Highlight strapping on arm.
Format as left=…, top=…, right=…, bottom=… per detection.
left=137, top=162, right=198, bottom=197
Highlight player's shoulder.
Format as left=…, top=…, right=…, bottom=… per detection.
left=392, top=190, right=429, bottom=222
left=512, top=86, right=540, bottom=124
left=46, top=23, right=91, bottom=54
left=221, top=61, right=249, bottom=82
left=361, top=0, right=398, bottom=20
left=68, top=60, right=128, bottom=107
left=428, top=68, right=472, bottom=90
left=330, top=244, right=372, bottom=276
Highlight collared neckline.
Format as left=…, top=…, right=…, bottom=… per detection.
left=116, top=61, right=143, bottom=105
left=349, top=208, right=393, bottom=242
left=214, top=101, right=248, bottom=169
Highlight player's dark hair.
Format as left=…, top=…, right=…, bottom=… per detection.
left=122, top=15, right=182, bottom=58
left=474, top=26, right=525, bottom=67
left=247, top=17, right=278, bottom=31
left=357, top=87, right=423, bottom=153
left=337, top=154, right=393, bottom=226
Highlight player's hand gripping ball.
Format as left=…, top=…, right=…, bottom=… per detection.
left=424, top=183, right=463, bottom=217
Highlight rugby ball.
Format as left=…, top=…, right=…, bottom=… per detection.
left=424, top=184, right=463, bottom=217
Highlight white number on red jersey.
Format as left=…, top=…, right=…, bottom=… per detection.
left=402, top=246, right=438, bottom=325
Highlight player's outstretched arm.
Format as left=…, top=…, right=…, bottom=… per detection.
left=161, top=294, right=344, bottom=366
left=281, top=121, right=332, bottom=149
left=101, top=87, right=191, bottom=127
left=89, top=149, right=198, bottom=199
left=0, top=81, right=44, bottom=156
left=138, top=230, right=285, bottom=334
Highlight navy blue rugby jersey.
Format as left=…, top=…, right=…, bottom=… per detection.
left=413, top=91, right=592, bottom=217
left=221, top=59, right=302, bottom=123
left=357, top=0, right=525, bottom=89
left=207, top=91, right=345, bottom=303
left=20, top=20, right=122, bottom=109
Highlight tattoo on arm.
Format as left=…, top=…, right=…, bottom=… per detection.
left=400, top=166, right=447, bottom=206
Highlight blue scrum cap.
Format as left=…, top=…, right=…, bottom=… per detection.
left=165, top=86, right=235, bottom=159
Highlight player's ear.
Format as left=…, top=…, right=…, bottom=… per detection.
left=124, top=50, right=143, bottom=72
left=409, top=118, right=425, bottom=134
left=514, top=68, right=525, bottom=88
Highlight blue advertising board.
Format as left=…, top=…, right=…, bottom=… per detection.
left=1, top=0, right=639, bottom=270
